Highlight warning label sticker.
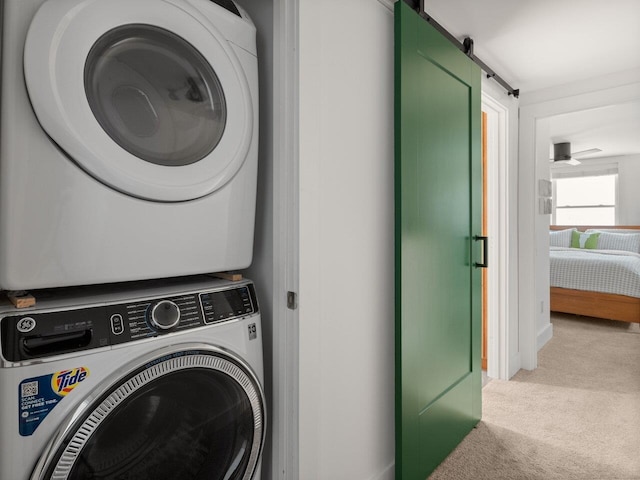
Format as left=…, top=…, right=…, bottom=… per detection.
left=19, top=367, right=90, bottom=436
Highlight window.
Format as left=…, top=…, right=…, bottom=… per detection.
left=552, top=167, right=618, bottom=225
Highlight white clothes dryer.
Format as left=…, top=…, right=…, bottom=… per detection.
left=0, top=0, right=259, bottom=290
left=0, top=275, right=265, bottom=480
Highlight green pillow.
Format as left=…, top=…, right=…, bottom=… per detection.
left=571, top=231, right=600, bottom=249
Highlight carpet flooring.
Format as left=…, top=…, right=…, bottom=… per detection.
left=429, top=313, right=640, bottom=480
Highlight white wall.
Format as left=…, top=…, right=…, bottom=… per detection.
left=298, top=0, right=395, bottom=478
left=518, top=69, right=640, bottom=368
left=617, top=154, right=640, bottom=223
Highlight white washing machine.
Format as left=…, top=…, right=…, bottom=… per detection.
left=0, top=276, right=265, bottom=479
left=0, top=0, right=259, bottom=290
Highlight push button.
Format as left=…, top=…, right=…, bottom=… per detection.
left=110, top=314, right=124, bottom=335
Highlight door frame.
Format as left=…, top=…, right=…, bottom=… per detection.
left=481, top=91, right=511, bottom=380
left=518, top=77, right=640, bottom=370
left=272, top=0, right=300, bottom=478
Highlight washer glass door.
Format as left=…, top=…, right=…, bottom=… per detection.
left=85, top=24, right=227, bottom=168
left=36, top=350, right=265, bottom=480
left=24, top=0, right=255, bottom=202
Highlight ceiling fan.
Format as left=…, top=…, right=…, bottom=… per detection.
left=550, top=142, right=602, bottom=166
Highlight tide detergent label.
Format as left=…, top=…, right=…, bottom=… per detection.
left=19, top=367, right=90, bottom=436
left=52, top=368, right=89, bottom=396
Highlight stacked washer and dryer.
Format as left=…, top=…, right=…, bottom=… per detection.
left=0, top=0, right=265, bottom=479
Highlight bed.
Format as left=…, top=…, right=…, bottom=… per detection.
left=549, top=225, right=640, bottom=323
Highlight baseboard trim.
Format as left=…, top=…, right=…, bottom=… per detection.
left=367, top=461, right=395, bottom=480
left=508, top=352, right=521, bottom=378
left=537, top=323, right=554, bottom=351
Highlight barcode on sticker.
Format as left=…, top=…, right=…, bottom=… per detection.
left=21, top=381, right=38, bottom=398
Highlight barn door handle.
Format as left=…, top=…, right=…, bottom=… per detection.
left=473, top=235, right=488, bottom=268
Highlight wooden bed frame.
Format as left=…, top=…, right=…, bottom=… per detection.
left=549, top=225, right=640, bottom=324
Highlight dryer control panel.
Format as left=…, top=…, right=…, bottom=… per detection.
left=0, top=283, right=258, bottom=362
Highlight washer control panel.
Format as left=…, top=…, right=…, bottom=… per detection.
left=120, top=292, right=205, bottom=342
left=0, top=283, right=258, bottom=362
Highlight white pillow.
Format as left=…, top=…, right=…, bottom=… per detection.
left=549, top=228, right=576, bottom=248
left=589, top=231, right=640, bottom=253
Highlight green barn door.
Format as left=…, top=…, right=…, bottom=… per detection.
left=394, top=2, right=482, bottom=479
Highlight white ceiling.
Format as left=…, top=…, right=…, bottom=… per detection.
left=548, top=102, right=640, bottom=160
left=424, top=0, right=640, bottom=159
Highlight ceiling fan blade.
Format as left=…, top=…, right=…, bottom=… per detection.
left=571, top=148, right=602, bottom=158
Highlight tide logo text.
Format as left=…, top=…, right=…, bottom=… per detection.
left=51, top=367, right=90, bottom=396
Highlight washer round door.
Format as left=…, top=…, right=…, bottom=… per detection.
left=24, top=0, right=254, bottom=202
left=32, top=347, right=266, bottom=480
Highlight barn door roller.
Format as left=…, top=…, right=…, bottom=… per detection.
left=404, top=0, right=520, bottom=98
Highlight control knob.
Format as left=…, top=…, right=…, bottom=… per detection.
left=148, top=300, right=181, bottom=331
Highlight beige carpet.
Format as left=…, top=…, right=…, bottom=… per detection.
left=429, top=313, right=640, bottom=480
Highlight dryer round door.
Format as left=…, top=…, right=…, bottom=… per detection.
left=24, top=0, right=254, bottom=202
left=31, top=346, right=265, bottom=480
